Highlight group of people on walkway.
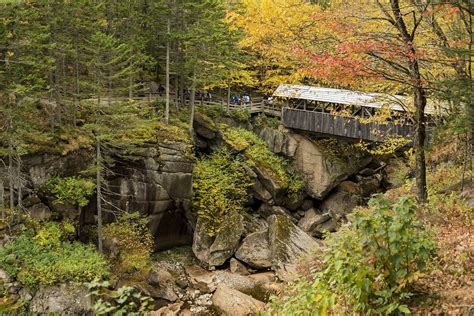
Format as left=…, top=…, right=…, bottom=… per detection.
left=230, top=94, right=251, bottom=105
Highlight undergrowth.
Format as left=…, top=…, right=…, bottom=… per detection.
left=192, top=147, right=252, bottom=236
left=221, top=125, right=304, bottom=196
left=0, top=221, right=109, bottom=287
left=102, top=212, right=154, bottom=273
left=269, top=196, right=436, bottom=315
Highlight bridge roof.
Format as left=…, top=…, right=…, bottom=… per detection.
left=273, top=84, right=444, bottom=115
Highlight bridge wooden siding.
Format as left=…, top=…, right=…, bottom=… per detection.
left=281, top=108, right=414, bottom=142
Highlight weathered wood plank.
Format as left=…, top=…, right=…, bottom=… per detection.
left=281, top=108, right=416, bottom=143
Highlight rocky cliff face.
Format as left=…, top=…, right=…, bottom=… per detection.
left=190, top=115, right=388, bottom=277
left=259, top=126, right=372, bottom=199
left=1, top=142, right=194, bottom=251
left=89, top=143, right=194, bottom=251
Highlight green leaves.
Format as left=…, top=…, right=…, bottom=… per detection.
left=0, top=222, right=109, bottom=287
left=46, top=176, right=96, bottom=207
left=269, top=195, right=437, bottom=315
left=193, top=147, right=252, bottom=236
left=86, top=279, right=153, bottom=315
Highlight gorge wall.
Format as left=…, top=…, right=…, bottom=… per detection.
left=1, top=113, right=397, bottom=256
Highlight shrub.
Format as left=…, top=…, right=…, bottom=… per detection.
left=254, top=113, right=280, bottom=129
left=193, top=147, right=252, bottom=236
left=227, top=108, right=251, bottom=122
left=102, top=212, right=154, bottom=273
left=85, top=279, right=154, bottom=315
left=199, top=104, right=225, bottom=119
left=0, top=222, right=109, bottom=287
left=269, top=196, right=436, bottom=315
left=46, top=176, right=96, bottom=207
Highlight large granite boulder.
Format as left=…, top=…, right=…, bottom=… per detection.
left=235, top=230, right=272, bottom=269
left=252, top=165, right=286, bottom=202
left=268, top=215, right=322, bottom=281
left=257, top=204, right=294, bottom=221
left=193, top=211, right=244, bottom=267
left=258, top=127, right=298, bottom=157
left=356, top=174, right=383, bottom=197
left=213, top=271, right=270, bottom=301
left=258, top=127, right=371, bottom=199
left=293, top=135, right=371, bottom=199
left=382, top=158, right=407, bottom=189
left=29, top=284, right=92, bottom=314
left=245, top=166, right=272, bottom=202
left=211, top=285, right=265, bottom=316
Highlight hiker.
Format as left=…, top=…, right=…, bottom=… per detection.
left=158, top=84, right=165, bottom=97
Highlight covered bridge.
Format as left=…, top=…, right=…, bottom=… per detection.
left=274, top=84, right=443, bottom=142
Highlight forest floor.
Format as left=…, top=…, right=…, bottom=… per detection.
left=410, top=188, right=474, bottom=315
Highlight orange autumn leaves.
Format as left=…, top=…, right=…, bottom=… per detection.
left=233, top=0, right=469, bottom=94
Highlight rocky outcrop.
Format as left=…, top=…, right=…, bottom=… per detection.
left=258, top=127, right=298, bottom=157
left=194, top=112, right=218, bottom=140
left=91, top=142, right=194, bottom=250
left=293, top=135, right=371, bottom=199
left=29, top=284, right=92, bottom=314
left=257, top=204, right=294, bottom=220
left=268, top=215, right=322, bottom=281
left=258, top=127, right=371, bottom=199
left=192, top=211, right=244, bottom=267
left=235, top=230, right=272, bottom=269
left=320, top=181, right=364, bottom=216
left=298, top=208, right=338, bottom=238
left=230, top=258, right=250, bottom=275
left=1, top=141, right=195, bottom=251
left=212, top=285, right=265, bottom=316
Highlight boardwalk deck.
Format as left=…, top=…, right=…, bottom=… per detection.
left=82, top=91, right=423, bottom=144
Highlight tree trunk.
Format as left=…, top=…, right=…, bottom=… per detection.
left=73, top=58, right=78, bottom=127
left=0, top=181, right=4, bottom=223
left=179, top=74, right=185, bottom=107
left=175, top=75, right=179, bottom=112
left=96, top=136, right=103, bottom=253
left=227, top=84, right=231, bottom=111
left=16, top=154, right=22, bottom=222
left=165, top=16, right=171, bottom=124
left=388, top=0, right=428, bottom=202
left=189, top=74, right=196, bottom=134
left=413, top=85, right=428, bottom=203
left=8, top=114, right=14, bottom=225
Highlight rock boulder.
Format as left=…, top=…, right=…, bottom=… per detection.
left=268, top=215, right=322, bottom=281
left=320, top=181, right=364, bottom=216
left=193, top=211, right=244, bottom=267
left=235, top=230, right=272, bottom=269
left=29, top=284, right=92, bottom=314
left=212, top=285, right=265, bottom=316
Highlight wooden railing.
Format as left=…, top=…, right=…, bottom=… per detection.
left=281, top=108, right=415, bottom=142
left=124, top=93, right=282, bottom=117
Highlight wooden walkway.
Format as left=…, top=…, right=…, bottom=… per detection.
left=142, top=94, right=282, bottom=117
left=87, top=93, right=420, bottom=143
